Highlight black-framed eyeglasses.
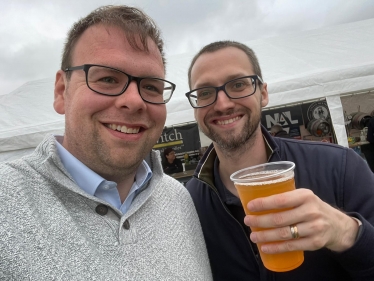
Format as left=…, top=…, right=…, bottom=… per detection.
left=185, top=75, right=263, bottom=108
left=64, top=64, right=176, bottom=104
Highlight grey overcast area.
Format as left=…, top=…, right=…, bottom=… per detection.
left=1, top=0, right=374, bottom=95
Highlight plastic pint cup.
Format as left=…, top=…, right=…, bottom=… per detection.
left=230, top=161, right=304, bottom=272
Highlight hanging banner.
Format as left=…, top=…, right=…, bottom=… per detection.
left=261, top=105, right=303, bottom=130
left=300, top=100, right=330, bottom=129
left=300, top=99, right=334, bottom=141
left=153, top=123, right=201, bottom=159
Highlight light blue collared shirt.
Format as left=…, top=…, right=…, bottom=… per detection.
left=55, top=137, right=152, bottom=214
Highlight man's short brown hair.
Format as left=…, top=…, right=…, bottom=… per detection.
left=61, top=5, right=165, bottom=78
left=188, top=40, right=263, bottom=89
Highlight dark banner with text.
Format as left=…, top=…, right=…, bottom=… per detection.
left=261, top=105, right=303, bottom=138
left=153, top=123, right=201, bottom=160
left=261, top=105, right=304, bottom=129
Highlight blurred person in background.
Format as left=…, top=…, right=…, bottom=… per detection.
left=163, top=147, right=183, bottom=174
left=270, top=124, right=292, bottom=138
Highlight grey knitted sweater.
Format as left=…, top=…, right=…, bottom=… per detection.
left=0, top=135, right=212, bottom=280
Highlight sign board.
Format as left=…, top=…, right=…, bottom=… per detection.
left=300, top=100, right=330, bottom=129
left=153, top=123, right=201, bottom=160
left=261, top=100, right=334, bottom=141
left=261, top=106, right=303, bottom=130
left=300, top=100, right=334, bottom=141
left=261, top=105, right=303, bottom=138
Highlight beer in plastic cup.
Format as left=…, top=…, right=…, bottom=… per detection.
left=230, top=161, right=304, bottom=272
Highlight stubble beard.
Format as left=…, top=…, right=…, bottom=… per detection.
left=63, top=95, right=155, bottom=182
left=92, top=129, right=143, bottom=176
left=200, top=108, right=262, bottom=159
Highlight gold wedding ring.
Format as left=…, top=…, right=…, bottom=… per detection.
left=290, top=225, right=300, bottom=239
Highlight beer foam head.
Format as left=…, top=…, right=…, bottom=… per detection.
left=235, top=170, right=294, bottom=186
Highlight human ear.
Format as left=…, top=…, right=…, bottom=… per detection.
left=260, top=83, right=269, bottom=107
left=54, top=70, right=67, bottom=114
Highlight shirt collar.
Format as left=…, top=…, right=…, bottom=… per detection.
left=55, top=137, right=104, bottom=195
left=54, top=136, right=152, bottom=196
left=135, top=159, right=152, bottom=188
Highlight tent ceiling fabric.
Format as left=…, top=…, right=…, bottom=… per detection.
left=1, top=18, right=374, bottom=158
left=165, top=18, right=374, bottom=126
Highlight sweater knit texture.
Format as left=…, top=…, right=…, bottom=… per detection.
left=0, top=134, right=212, bottom=281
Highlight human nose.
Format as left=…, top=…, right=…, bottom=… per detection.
left=213, top=88, right=235, bottom=111
left=114, top=80, right=147, bottom=111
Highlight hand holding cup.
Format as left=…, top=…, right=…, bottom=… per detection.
left=230, top=161, right=304, bottom=272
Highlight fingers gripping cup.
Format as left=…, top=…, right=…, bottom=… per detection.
left=230, top=161, right=304, bottom=272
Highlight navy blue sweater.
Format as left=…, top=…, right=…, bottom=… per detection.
left=187, top=126, right=374, bottom=280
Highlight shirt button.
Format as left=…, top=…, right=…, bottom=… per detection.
left=95, top=204, right=108, bottom=216
left=123, top=220, right=130, bottom=230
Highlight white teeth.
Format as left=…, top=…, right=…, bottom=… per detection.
left=108, top=124, right=140, bottom=134
left=217, top=116, right=241, bottom=125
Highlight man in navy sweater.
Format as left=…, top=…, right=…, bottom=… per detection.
left=184, top=40, right=374, bottom=280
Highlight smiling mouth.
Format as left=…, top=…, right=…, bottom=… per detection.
left=105, top=123, right=141, bottom=134
left=215, top=116, right=241, bottom=125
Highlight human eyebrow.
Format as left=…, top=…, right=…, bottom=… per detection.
left=193, top=73, right=253, bottom=89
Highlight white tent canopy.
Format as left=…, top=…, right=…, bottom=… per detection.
left=1, top=18, right=374, bottom=162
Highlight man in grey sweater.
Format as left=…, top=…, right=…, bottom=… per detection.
left=0, top=5, right=212, bottom=280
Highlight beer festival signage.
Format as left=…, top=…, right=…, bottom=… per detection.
left=261, top=100, right=334, bottom=141
left=300, top=100, right=331, bottom=129
left=261, top=105, right=303, bottom=129
left=153, top=123, right=201, bottom=160
left=261, top=105, right=304, bottom=138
